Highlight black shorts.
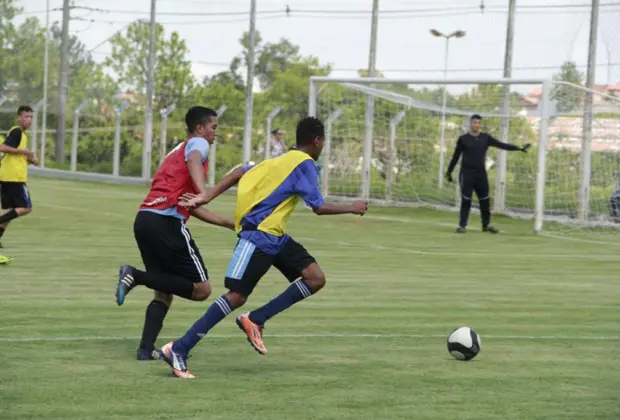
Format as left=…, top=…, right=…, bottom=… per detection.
left=0, top=182, right=32, bottom=209
left=133, top=211, right=208, bottom=283
left=224, top=237, right=316, bottom=297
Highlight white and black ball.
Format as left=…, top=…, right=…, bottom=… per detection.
left=447, top=327, right=481, bottom=361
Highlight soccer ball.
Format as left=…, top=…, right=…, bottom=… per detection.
left=447, top=326, right=481, bottom=361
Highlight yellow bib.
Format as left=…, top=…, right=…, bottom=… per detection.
left=235, top=150, right=312, bottom=236
left=0, top=126, right=28, bottom=182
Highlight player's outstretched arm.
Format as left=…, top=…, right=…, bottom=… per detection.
left=180, top=166, right=245, bottom=209
left=190, top=207, right=235, bottom=230
left=313, top=200, right=368, bottom=216
left=488, top=135, right=530, bottom=152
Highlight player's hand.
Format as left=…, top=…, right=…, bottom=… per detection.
left=29, top=156, right=39, bottom=166
left=179, top=193, right=208, bottom=209
left=25, top=150, right=36, bottom=161
left=446, top=173, right=454, bottom=183
left=521, top=143, right=531, bottom=153
left=351, top=200, right=368, bottom=216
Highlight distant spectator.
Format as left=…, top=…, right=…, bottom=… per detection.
left=270, top=128, right=288, bottom=158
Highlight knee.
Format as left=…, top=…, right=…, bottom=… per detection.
left=302, top=264, right=326, bottom=293
left=16, top=207, right=31, bottom=216
left=154, top=291, right=173, bottom=307
left=225, top=291, right=247, bottom=308
left=191, top=281, right=212, bottom=301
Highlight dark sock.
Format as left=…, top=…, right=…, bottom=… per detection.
left=249, top=279, right=314, bottom=326
left=131, top=268, right=194, bottom=300
left=459, top=199, right=472, bottom=228
left=480, top=198, right=491, bottom=227
left=173, top=295, right=234, bottom=356
left=0, top=210, right=18, bottom=225
left=139, top=300, right=169, bottom=351
left=0, top=227, right=5, bottom=240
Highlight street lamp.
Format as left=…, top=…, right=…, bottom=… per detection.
left=430, top=29, right=466, bottom=189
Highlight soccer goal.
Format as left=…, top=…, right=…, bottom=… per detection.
left=308, top=76, right=620, bottom=234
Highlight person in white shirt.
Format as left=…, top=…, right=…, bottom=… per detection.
left=270, top=128, right=288, bottom=158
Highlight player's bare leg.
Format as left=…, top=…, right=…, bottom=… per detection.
left=0, top=207, right=32, bottom=247
left=238, top=263, right=326, bottom=355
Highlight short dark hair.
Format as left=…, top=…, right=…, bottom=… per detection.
left=185, top=106, right=217, bottom=133
left=471, top=114, right=482, bottom=121
left=271, top=128, right=281, bottom=135
left=17, top=105, right=33, bottom=115
left=296, top=117, right=324, bottom=146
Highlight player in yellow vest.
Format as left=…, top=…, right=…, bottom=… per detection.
left=0, top=105, right=39, bottom=250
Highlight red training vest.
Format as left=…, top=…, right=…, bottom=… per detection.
left=140, top=138, right=209, bottom=221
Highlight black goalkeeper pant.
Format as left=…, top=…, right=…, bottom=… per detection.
left=459, top=171, right=491, bottom=228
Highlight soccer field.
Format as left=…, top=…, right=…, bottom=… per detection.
left=1, top=177, right=618, bottom=420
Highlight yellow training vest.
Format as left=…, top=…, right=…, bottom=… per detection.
left=0, top=126, right=28, bottom=182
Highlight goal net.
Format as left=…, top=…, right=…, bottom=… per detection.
left=309, top=77, right=620, bottom=235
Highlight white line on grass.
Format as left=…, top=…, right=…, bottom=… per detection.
left=1, top=333, right=618, bottom=343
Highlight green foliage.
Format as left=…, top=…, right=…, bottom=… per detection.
left=105, top=21, right=195, bottom=110
left=552, top=61, right=585, bottom=113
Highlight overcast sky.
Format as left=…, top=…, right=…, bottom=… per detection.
left=16, top=0, right=620, bottom=88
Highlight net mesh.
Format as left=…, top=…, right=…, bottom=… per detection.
left=313, top=79, right=620, bottom=233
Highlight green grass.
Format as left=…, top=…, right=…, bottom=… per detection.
left=0, top=177, right=618, bottom=420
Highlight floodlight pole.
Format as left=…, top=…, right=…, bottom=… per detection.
left=361, top=0, right=380, bottom=200
left=208, top=105, right=227, bottom=187
left=70, top=99, right=90, bottom=172
left=30, top=98, right=45, bottom=154
left=159, top=103, right=176, bottom=163
left=386, top=110, right=406, bottom=203
left=113, top=102, right=130, bottom=177
left=494, top=0, right=516, bottom=214
left=578, top=0, right=600, bottom=224
left=322, top=109, right=343, bottom=197
left=264, top=107, right=281, bottom=160
left=430, top=29, right=466, bottom=189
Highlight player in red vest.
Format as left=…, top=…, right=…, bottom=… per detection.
left=115, top=106, right=234, bottom=361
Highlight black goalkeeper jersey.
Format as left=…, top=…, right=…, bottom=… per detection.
left=447, top=132, right=521, bottom=174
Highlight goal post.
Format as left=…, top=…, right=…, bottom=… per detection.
left=308, top=76, right=620, bottom=234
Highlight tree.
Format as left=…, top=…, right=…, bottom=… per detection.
left=552, top=61, right=585, bottom=113
left=105, top=21, right=195, bottom=111
left=0, top=0, right=20, bottom=97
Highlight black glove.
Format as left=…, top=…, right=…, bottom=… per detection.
left=446, top=173, right=454, bottom=183
left=521, top=143, right=531, bottom=153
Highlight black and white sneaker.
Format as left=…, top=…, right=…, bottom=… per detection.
left=456, top=227, right=466, bottom=234
left=115, top=265, right=137, bottom=306
left=483, top=226, right=500, bottom=234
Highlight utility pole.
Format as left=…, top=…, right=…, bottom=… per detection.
left=578, top=0, right=599, bottom=223
left=41, top=0, right=50, bottom=163
left=361, top=0, right=379, bottom=199
left=494, top=0, right=516, bottom=213
left=142, top=0, right=157, bottom=180
left=430, top=29, right=466, bottom=189
left=242, top=0, right=257, bottom=164
left=55, top=0, right=70, bottom=164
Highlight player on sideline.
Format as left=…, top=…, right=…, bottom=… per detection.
left=445, top=114, right=530, bottom=234
left=159, top=116, right=368, bottom=379
left=114, top=106, right=235, bottom=361
left=0, top=105, right=38, bottom=249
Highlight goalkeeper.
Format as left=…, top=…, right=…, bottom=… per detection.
left=446, top=114, right=530, bottom=234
